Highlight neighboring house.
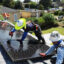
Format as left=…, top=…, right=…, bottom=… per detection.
left=0, top=6, right=30, bottom=21
left=0, top=6, right=42, bottom=21
left=0, top=6, right=20, bottom=21
left=52, top=0, right=62, bottom=2
left=24, top=8, right=42, bottom=17
left=51, top=0, right=63, bottom=7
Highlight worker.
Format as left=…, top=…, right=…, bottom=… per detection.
left=9, top=18, right=45, bottom=47
left=40, top=31, right=64, bottom=64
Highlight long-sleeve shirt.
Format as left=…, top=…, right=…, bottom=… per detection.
left=45, top=40, right=63, bottom=55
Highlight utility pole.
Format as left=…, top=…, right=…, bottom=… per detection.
left=36, top=0, right=39, bottom=18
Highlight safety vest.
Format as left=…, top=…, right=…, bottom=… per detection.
left=15, top=18, right=26, bottom=30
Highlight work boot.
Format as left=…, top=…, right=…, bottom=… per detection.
left=38, top=36, right=45, bottom=44
left=7, top=40, right=11, bottom=46
left=7, top=40, right=12, bottom=49
left=18, top=43, right=23, bottom=51
left=16, top=39, right=23, bottom=49
left=41, top=37, right=45, bottom=44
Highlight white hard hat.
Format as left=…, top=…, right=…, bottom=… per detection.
left=49, top=31, right=61, bottom=42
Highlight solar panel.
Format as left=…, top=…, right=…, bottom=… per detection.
left=1, top=39, right=49, bottom=62
left=0, top=22, right=54, bottom=62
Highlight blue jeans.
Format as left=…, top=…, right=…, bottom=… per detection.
left=11, top=28, right=28, bottom=41
left=45, top=45, right=56, bottom=55
left=45, top=45, right=64, bottom=64
left=56, top=47, right=64, bottom=64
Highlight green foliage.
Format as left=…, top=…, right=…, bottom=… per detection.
left=0, top=0, right=3, bottom=3
left=39, top=0, right=52, bottom=9
left=29, top=2, right=37, bottom=9
left=0, top=14, right=4, bottom=20
left=54, top=10, right=59, bottom=15
left=14, top=1, right=24, bottom=9
left=3, top=0, right=15, bottom=8
left=26, top=13, right=58, bottom=29
left=54, top=10, right=64, bottom=16
left=1, top=0, right=24, bottom=9
left=62, top=9, right=64, bottom=11
left=37, top=17, right=45, bottom=29
left=38, top=4, right=44, bottom=10
left=23, top=1, right=37, bottom=9
left=37, top=17, right=44, bottom=25
left=59, top=11, right=64, bottom=16
left=9, top=0, right=15, bottom=8
left=26, top=17, right=44, bottom=25
left=0, top=0, right=3, bottom=5
left=43, top=13, right=57, bottom=28
left=62, top=21, right=64, bottom=24
left=24, top=0, right=31, bottom=8
left=26, top=17, right=37, bottom=22
left=24, top=0, right=31, bottom=3
left=40, top=11, right=45, bottom=17
left=42, top=27, right=64, bottom=35
left=3, top=0, right=11, bottom=7
left=61, top=0, right=64, bottom=3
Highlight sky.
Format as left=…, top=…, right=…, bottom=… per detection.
left=14, top=0, right=39, bottom=3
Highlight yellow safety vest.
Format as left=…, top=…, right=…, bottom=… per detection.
left=15, top=18, right=26, bottom=30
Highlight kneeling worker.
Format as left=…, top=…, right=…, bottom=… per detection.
left=9, top=18, right=45, bottom=47
left=40, top=31, right=64, bottom=64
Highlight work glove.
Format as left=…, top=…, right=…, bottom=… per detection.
left=9, top=32, right=13, bottom=37
left=40, top=53, right=46, bottom=57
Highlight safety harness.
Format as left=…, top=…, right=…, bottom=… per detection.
left=54, top=40, right=62, bottom=47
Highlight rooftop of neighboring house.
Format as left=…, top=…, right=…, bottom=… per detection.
left=0, top=6, right=19, bottom=13
left=52, top=0, right=62, bottom=2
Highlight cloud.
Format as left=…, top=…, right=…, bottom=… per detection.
left=20, top=0, right=39, bottom=2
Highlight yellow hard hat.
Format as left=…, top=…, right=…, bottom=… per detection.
left=15, top=18, right=26, bottom=30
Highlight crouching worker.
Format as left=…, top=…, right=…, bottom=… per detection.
left=40, top=31, right=64, bottom=64
left=9, top=18, right=45, bottom=48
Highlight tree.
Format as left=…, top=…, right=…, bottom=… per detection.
left=9, top=0, right=15, bottom=8
left=38, top=4, right=44, bottom=10
left=23, top=0, right=31, bottom=8
left=3, top=0, right=15, bottom=8
left=39, top=0, right=52, bottom=9
left=0, top=0, right=3, bottom=4
left=3, top=0, right=10, bottom=7
left=24, top=0, right=31, bottom=3
left=29, top=2, right=37, bottom=9
left=61, top=0, right=64, bottom=4
left=14, top=1, right=24, bottom=9
left=62, top=0, right=64, bottom=3
left=43, top=13, right=56, bottom=28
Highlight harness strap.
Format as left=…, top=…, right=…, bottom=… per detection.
left=54, top=40, right=62, bottom=47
